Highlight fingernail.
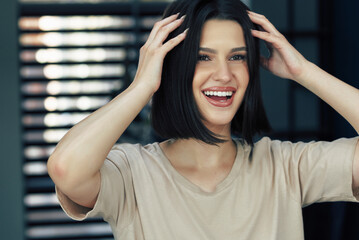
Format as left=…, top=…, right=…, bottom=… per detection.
left=181, top=28, right=189, bottom=35
left=180, top=15, right=186, bottom=20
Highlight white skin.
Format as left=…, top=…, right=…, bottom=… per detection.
left=48, top=12, right=359, bottom=208
left=193, top=20, right=249, bottom=135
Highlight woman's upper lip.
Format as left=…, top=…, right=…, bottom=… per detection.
left=201, top=86, right=237, bottom=92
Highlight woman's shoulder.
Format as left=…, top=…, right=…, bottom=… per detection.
left=233, top=136, right=275, bottom=150
left=109, top=141, right=160, bottom=155
left=236, top=136, right=312, bottom=156
left=105, top=140, right=166, bottom=165
left=104, top=140, right=172, bottom=178
left=247, top=135, right=359, bottom=156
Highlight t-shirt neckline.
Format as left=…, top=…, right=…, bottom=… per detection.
left=155, top=139, right=245, bottom=196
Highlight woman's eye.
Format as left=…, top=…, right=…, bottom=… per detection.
left=197, top=55, right=211, bottom=61
left=230, top=55, right=246, bottom=61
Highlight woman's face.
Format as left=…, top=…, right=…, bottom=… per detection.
left=193, top=19, right=249, bottom=134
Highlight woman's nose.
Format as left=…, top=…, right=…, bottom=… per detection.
left=213, top=61, right=232, bottom=82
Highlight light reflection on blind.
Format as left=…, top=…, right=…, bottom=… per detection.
left=24, top=162, right=48, bottom=175
left=19, top=15, right=135, bottom=31
left=21, top=64, right=125, bottom=79
left=23, top=113, right=90, bottom=127
left=23, top=96, right=110, bottom=111
left=140, top=33, right=150, bottom=44
left=140, top=16, right=160, bottom=28
left=27, top=223, right=112, bottom=238
left=27, top=209, right=103, bottom=223
left=23, top=129, right=69, bottom=143
left=24, top=193, right=59, bottom=207
left=22, top=80, right=123, bottom=95
left=27, top=210, right=73, bottom=223
left=24, top=146, right=56, bottom=159
left=27, top=210, right=70, bottom=221
left=21, top=48, right=135, bottom=63
left=20, top=32, right=135, bottom=47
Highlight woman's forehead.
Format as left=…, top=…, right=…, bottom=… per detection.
left=199, top=19, right=246, bottom=48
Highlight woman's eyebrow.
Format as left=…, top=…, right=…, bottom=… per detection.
left=231, top=47, right=247, bottom=52
left=199, top=47, right=247, bottom=53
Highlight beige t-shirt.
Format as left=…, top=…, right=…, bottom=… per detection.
left=56, top=137, right=359, bottom=240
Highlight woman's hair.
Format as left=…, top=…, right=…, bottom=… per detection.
left=151, top=0, right=271, bottom=145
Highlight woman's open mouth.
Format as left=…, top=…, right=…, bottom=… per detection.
left=201, top=87, right=236, bottom=107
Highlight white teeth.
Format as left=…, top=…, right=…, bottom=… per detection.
left=203, top=91, right=234, bottom=97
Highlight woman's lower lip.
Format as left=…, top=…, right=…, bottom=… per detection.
left=203, top=93, right=235, bottom=107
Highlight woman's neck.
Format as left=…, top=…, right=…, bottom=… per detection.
left=160, top=136, right=237, bottom=170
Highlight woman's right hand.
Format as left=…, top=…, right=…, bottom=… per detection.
left=132, top=13, right=188, bottom=93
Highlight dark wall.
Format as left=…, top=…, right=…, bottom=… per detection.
left=332, top=0, right=359, bottom=239
left=0, top=0, right=24, bottom=239
left=333, top=0, right=359, bottom=138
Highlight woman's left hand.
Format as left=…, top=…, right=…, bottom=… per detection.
left=248, top=11, right=309, bottom=81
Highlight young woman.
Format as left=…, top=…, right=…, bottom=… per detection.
left=48, top=0, right=359, bottom=239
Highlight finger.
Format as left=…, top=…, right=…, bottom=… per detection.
left=151, top=15, right=186, bottom=46
left=146, top=13, right=180, bottom=44
left=161, top=28, right=188, bottom=54
left=248, top=11, right=281, bottom=36
left=251, top=29, right=283, bottom=49
left=248, top=12, right=278, bottom=34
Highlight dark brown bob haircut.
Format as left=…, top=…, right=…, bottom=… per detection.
left=151, top=0, right=271, bottom=145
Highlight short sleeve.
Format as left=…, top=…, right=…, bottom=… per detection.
left=56, top=146, right=136, bottom=228
left=273, top=137, right=359, bottom=207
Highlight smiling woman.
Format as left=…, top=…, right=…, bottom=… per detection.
left=47, top=0, right=359, bottom=239
left=192, top=20, right=249, bottom=136
left=152, top=0, right=270, bottom=145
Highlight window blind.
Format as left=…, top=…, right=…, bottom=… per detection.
left=19, top=1, right=170, bottom=239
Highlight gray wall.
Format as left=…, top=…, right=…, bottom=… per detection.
left=0, top=0, right=24, bottom=239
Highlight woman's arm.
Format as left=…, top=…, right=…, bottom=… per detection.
left=248, top=11, right=359, bottom=192
left=47, top=13, right=187, bottom=208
